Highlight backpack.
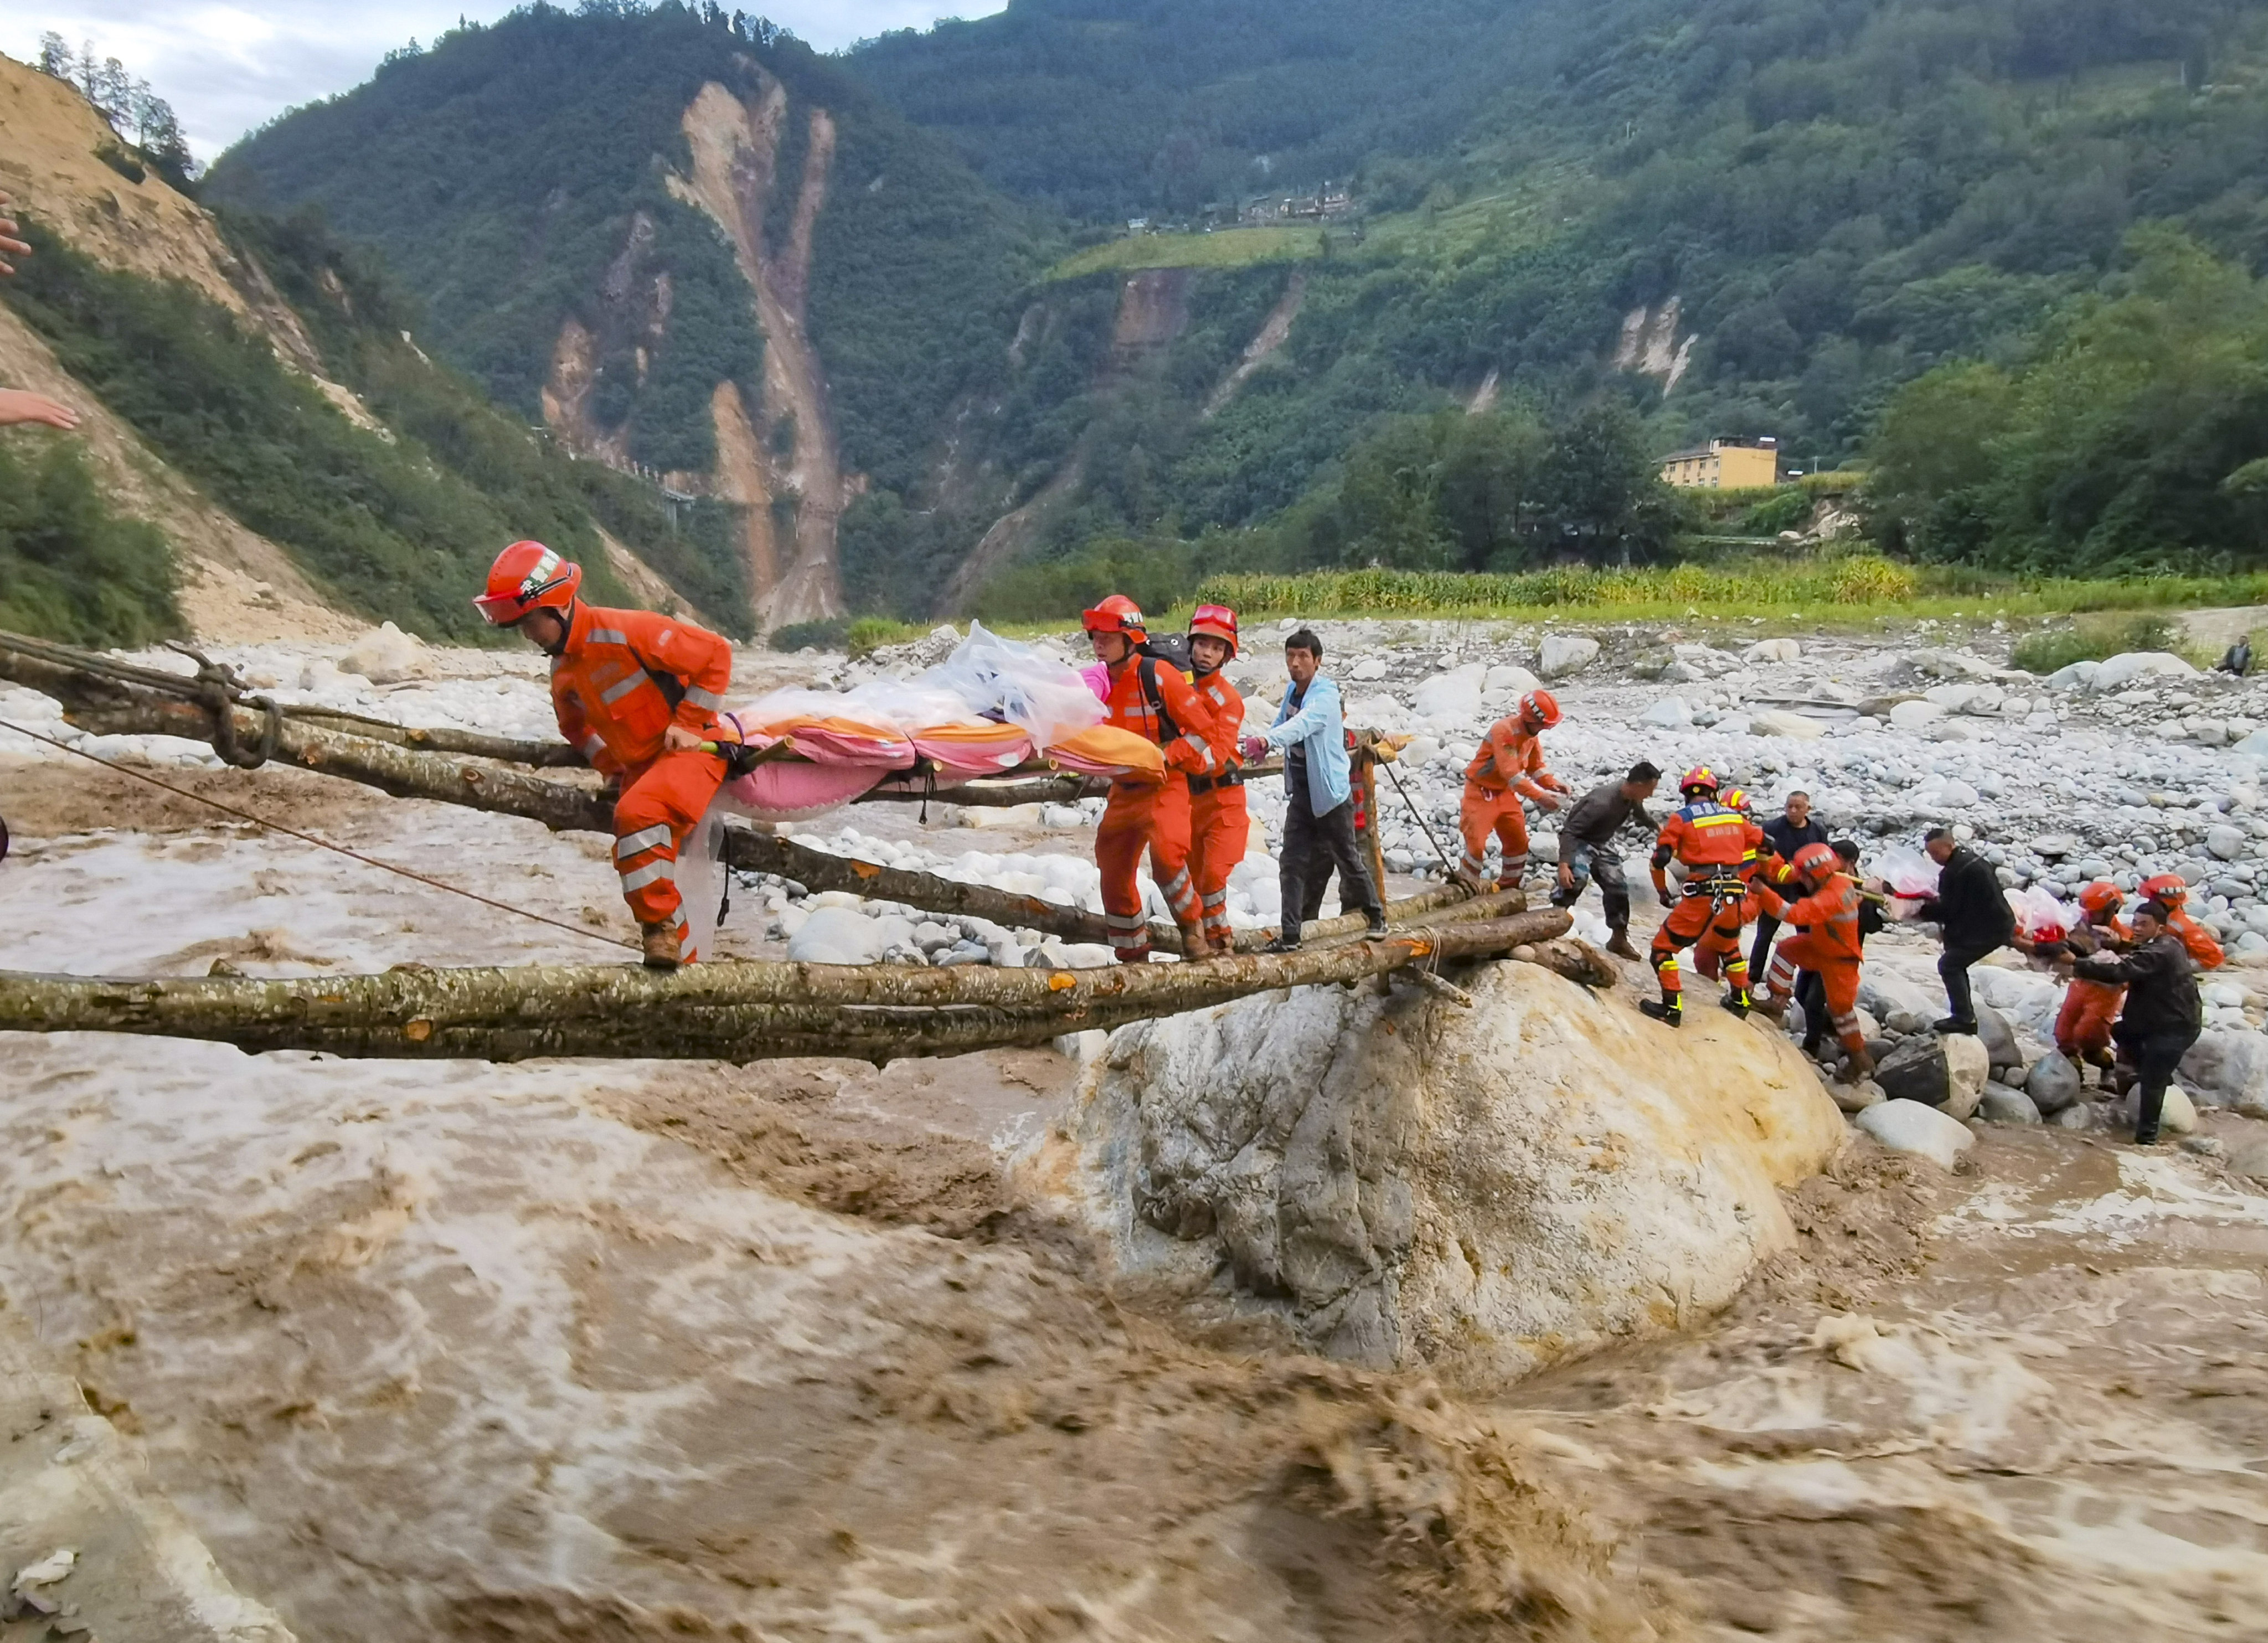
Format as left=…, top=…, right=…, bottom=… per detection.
left=1139, top=632, right=1194, bottom=674
left=1133, top=641, right=1188, bottom=745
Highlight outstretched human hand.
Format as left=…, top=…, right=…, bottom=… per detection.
left=0, top=192, right=29, bottom=275
left=0, top=389, right=79, bottom=430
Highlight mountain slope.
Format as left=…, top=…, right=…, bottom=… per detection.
left=210, top=4, right=1058, bottom=629
left=0, top=49, right=734, bottom=645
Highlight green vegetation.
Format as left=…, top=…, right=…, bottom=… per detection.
left=1047, top=228, right=1322, bottom=281
left=0, top=219, right=769, bottom=641
left=973, top=539, right=1206, bottom=625
left=2009, top=612, right=2188, bottom=674
left=1872, top=232, right=2268, bottom=574
left=210, top=2, right=1054, bottom=501
left=765, top=614, right=920, bottom=655
left=1186, top=564, right=2268, bottom=625
left=0, top=436, right=179, bottom=646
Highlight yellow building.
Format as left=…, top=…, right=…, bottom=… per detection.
left=1661, top=437, right=1780, bottom=490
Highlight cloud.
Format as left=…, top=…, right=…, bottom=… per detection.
left=3, top=1, right=1002, bottom=161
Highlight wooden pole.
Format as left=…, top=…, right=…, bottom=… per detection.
left=0, top=910, right=1584, bottom=1064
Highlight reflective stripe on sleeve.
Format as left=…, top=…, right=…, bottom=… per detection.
left=587, top=628, right=628, bottom=645
left=619, top=859, right=675, bottom=894
left=600, top=669, right=653, bottom=705
left=581, top=735, right=607, bottom=759
left=684, top=686, right=727, bottom=710
left=615, top=824, right=675, bottom=861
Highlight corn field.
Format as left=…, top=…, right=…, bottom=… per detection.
left=1193, top=555, right=1920, bottom=616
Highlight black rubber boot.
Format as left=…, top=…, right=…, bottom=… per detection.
left=1639, top=997, right=1683, bottom=1028
left=1933, top=1015, right=1979, bottom=1034
left=1721, top=988, right=1751, bottom=1018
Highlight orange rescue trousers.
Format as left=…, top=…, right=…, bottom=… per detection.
left=1761, top=935, right=1865, bottom=1056
left=612, top=746, right=730, bottom=958
left=1651, top=890, right=1748, bottom=1006
left=1097, top=777, right=1197, bottom=961
left=2057, top=977, right=2125, bottom=1065
left=1187, top=785, right=1250, bottom=950
left=1458, top=787, right=1530, bottom=884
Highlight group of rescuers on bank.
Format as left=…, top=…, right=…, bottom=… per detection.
left=473, top=540, right=2217, bottom=1148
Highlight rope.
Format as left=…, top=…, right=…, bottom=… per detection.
left=0, top=716, right=639, bottom=955
left=1378, top=755, right=1460, bottom=878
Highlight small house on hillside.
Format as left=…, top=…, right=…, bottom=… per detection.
left=1661, top=436, right=1779, bottom=490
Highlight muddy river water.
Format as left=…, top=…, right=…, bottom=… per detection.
left=1, top=763, right=2264, bottom=1640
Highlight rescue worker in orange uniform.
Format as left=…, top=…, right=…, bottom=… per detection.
left=2139, top=873, right=2225, bottom=969
left=1692, top=786, right=1782, bottom=1014
left=1182, top=604, right=1249, bottom=956
left=1643, top=767, right=1755, bottom=1026
left=1457, top=689, right=1569, bottom=890
left=475, top=540, right=734, bottom=971
left=1751, top=842, right=1876, bottom=1079
left=1084, top=595, right=1215, bottom=962
left=2050, top=879, right=2132, bottom=1074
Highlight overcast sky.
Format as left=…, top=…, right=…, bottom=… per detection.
left=4, top=1, right=1003, bottom=161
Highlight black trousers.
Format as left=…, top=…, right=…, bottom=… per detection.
left=1939, top=941, right=2000, bottom=1024
left=2113, top=1018, right=2202, bottom=1142
left=1750, top=911, right=1781, bottom=983
left=1280, top=784, right=1380, bottom=942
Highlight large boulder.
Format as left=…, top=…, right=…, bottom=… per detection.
left=1413, top=663, right=1487, bottom=724
left=1855, top=1100, right=1976, bottom=1169
left=1061, top=965, right=1845, bottom=1374
left=1749, top=708, right=1827, bottom=740
left=1970, top=965, right=2063, bottom=1038
left=2091, top=651, right=2197, bottom=690
left=1483, top=663, right=1540, bottom=697
left=1975, top=1002, right=2021, bottom=1072
left=2181, top=1027, right=2268, bottom=1108
left=341, top=621, right=430, bottom=684
left=1534, top=635, right=1599, bottom=679
left=1874, top=1033, right=1991, bottom=1120
left=1744, top=638, right=1801, bottom=664
left=2023, top=1052, right=2084, bottom=1116
left=1979, top=1084, right=2042, bottom=1125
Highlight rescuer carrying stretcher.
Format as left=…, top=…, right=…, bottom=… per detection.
left=475, top=539, right=737, bottom=972
left=1182, top=604, right=1251, bottom=956
left=1641, top=766, right=1755, bottom=1026
left=1083, top=595, right=1219, bottom=962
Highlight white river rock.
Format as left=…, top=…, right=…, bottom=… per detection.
left=1061, top=964, right=1846, bottom=1375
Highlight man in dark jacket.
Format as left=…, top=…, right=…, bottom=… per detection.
left=1750, top=790, right=1831, bottom=979
left=1915, top=827, right=2016, bottom=1034
left=1549, top=761, right=1660, bottom=960
left=2060, top=900, right=2202, bottom=1145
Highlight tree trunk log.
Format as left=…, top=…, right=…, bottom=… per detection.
left=0, top=911, right=1575, bottom=1063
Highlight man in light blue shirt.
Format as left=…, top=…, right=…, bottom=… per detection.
left=1242, top=628, right=1386, bottom=950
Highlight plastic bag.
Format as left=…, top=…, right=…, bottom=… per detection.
left=2007, top=883, right=2071, bottom=943
left=1874, top=843, right=1940, bottom=899
left=921, top=621, right=1105, bottom=748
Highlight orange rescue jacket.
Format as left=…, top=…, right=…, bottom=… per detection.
left=1755, top=871, right=1866, bottom=964
left=550, top=601, right=732, bottom=777
left=2171, top=909, right=2225, bottom=969
left=1187, top=669, right=1246, bottom=782
left=1464, top=717, right=1560, bottom=800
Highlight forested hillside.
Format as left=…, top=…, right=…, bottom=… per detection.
left=0, top=48, right=734, bottom=646
left=198, top=0, right=2268, bottom=629
left=210, top=2, right=1059, bottom=626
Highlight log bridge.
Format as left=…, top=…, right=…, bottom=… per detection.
left=0, top=630, right=1610, bottom=1064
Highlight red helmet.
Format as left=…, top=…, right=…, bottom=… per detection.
left=1082, top=593, right=1147, bottom=639
left=2079, top=879, right=2124, bottom=916
left=474, top=540, right=580, bottom=625
left=2140, top=872, right=2188, bottom=907
left=1719, top=785, right=1752, bottom=817
left=1188, top=603, right=1239, bottom=658
left=1520, top=688, right=1561, bottom=729
left=1679, top=765, right=1720, bottom=797
left=1792, top=841, right=1838, bottom=879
